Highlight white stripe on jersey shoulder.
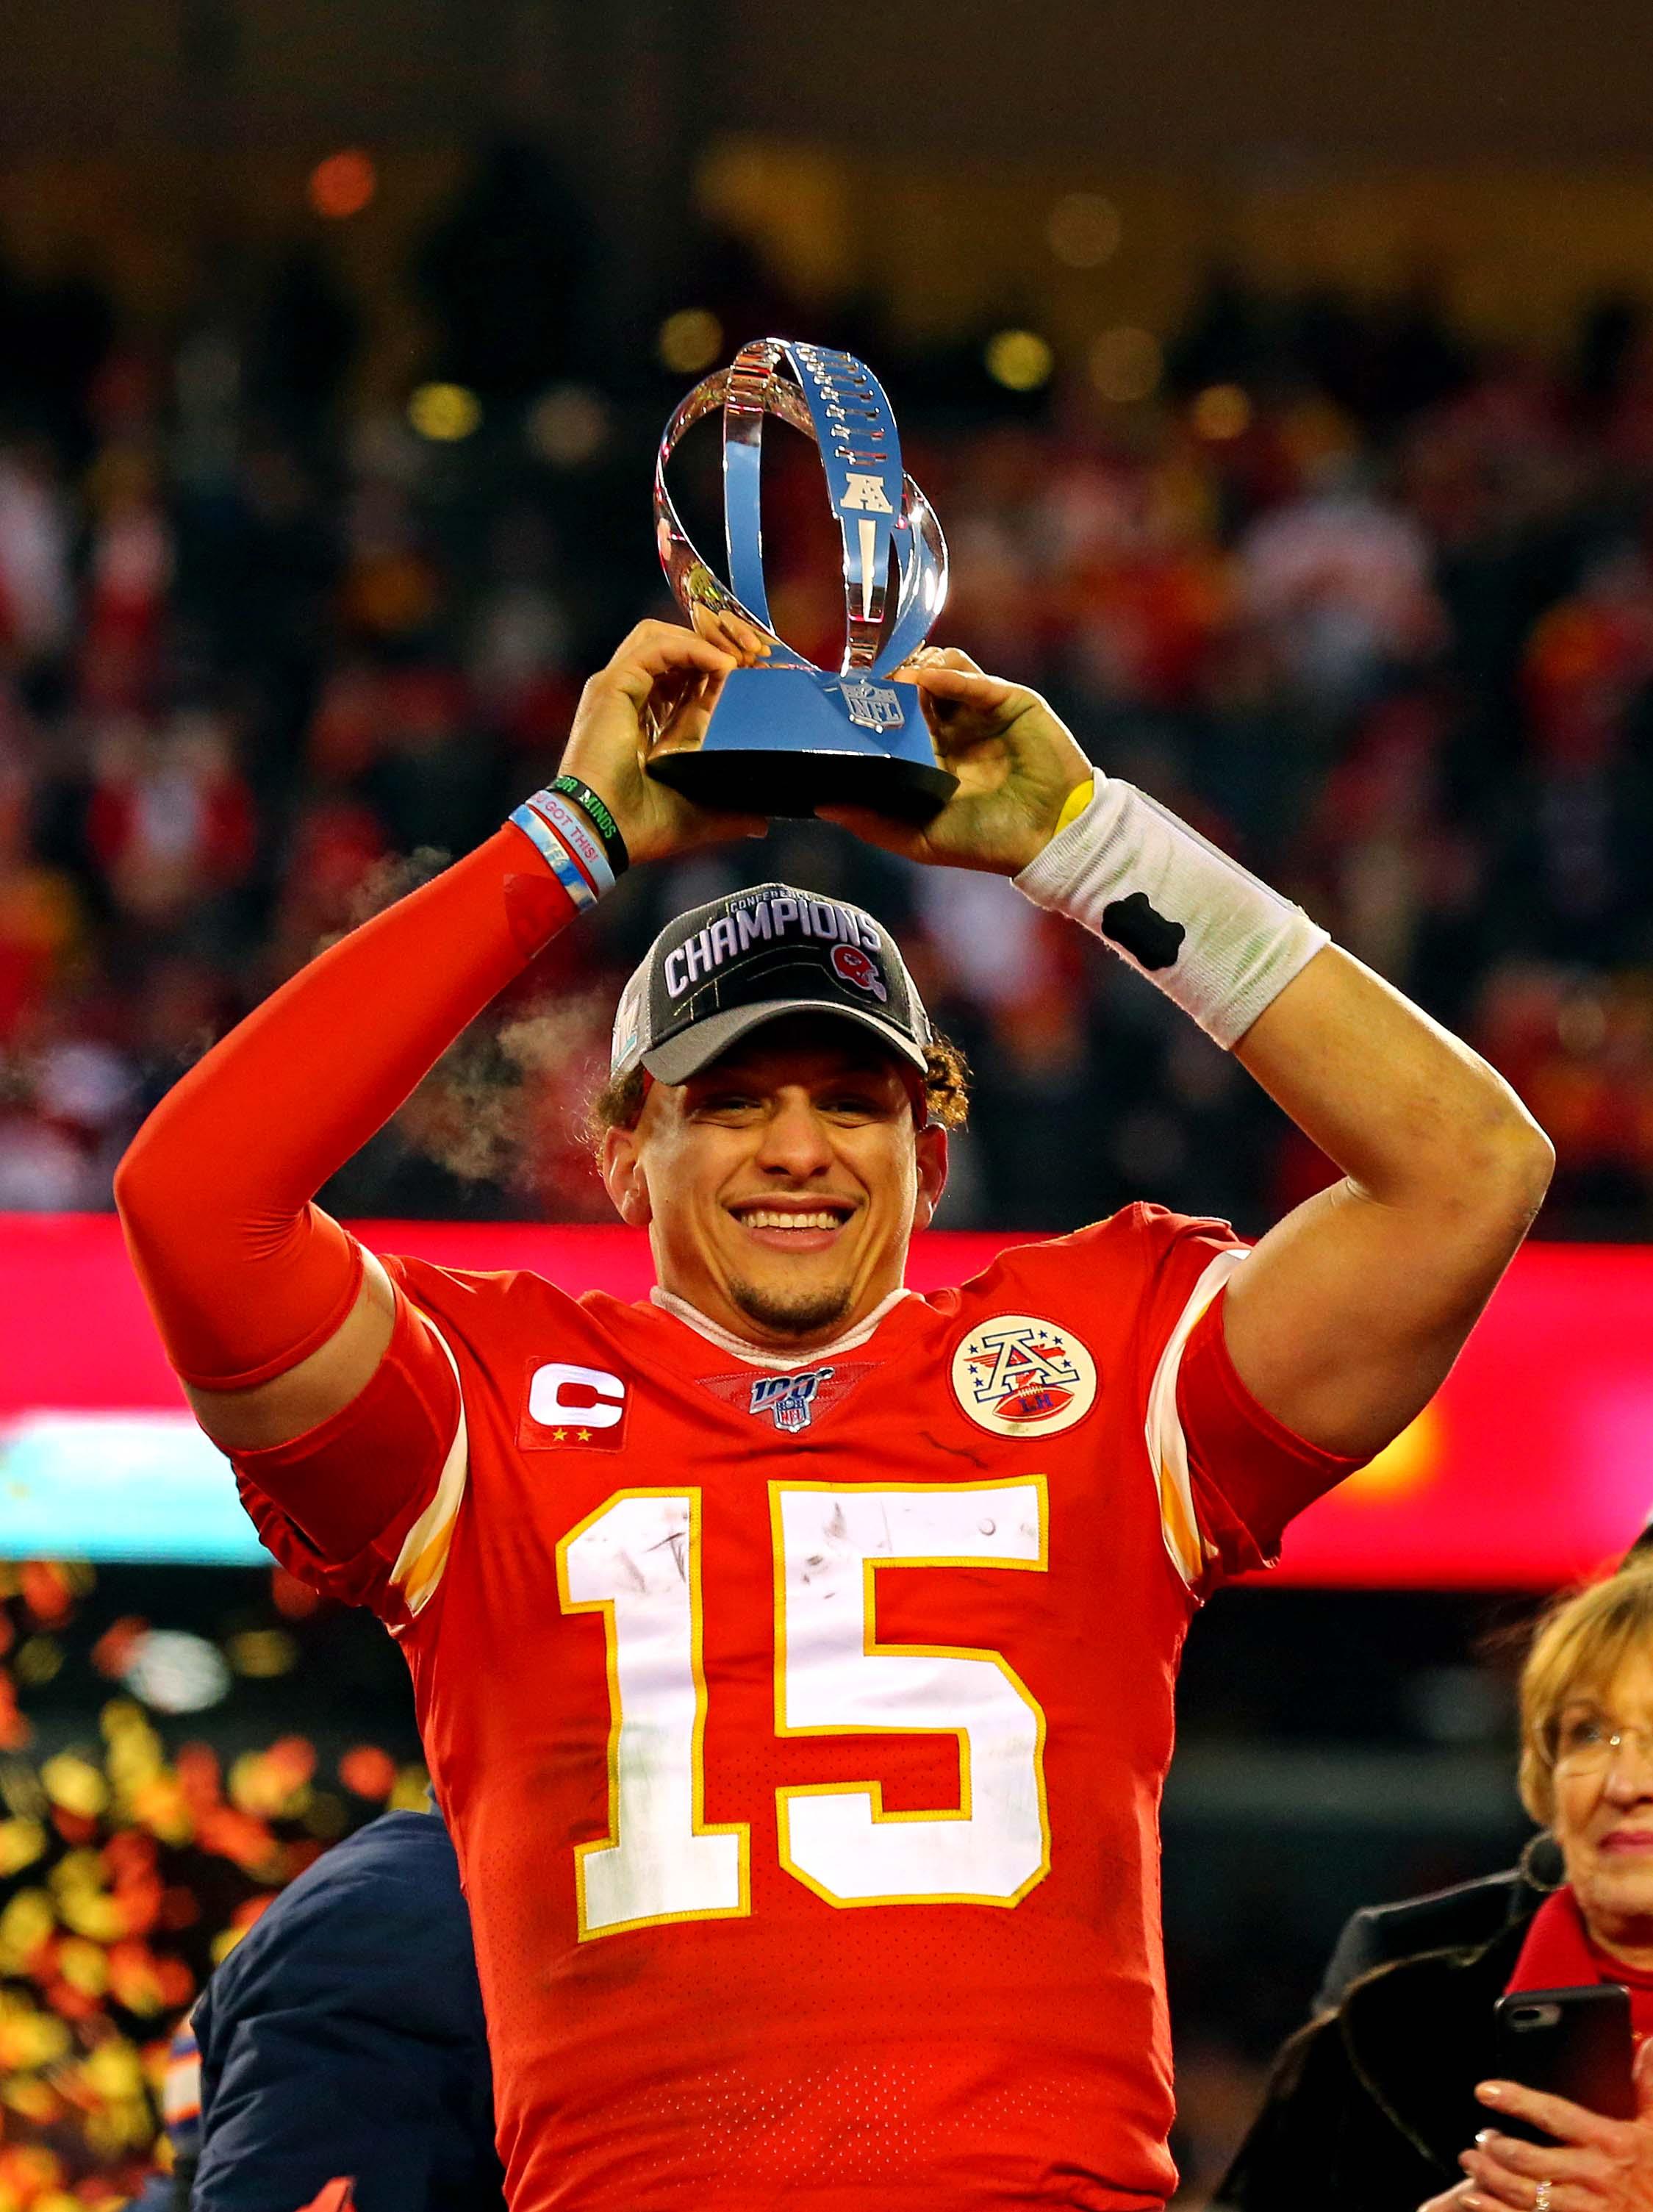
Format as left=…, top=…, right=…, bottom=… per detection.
left=388, top=1299, right=469, bottom=1617
left=1144, top=1245, right=1251, bottom=1589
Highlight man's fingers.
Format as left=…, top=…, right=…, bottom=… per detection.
left=689, top=807, right=770, bottom=842
left=815, top=803, right=921, bottom=859
left=896, top=645, right=986, bottom=678
left=907, top=663, right=1026, bottom=715
left=608, top=620, right=739, bottom=684
left=699, top=606, right=774, bottom=654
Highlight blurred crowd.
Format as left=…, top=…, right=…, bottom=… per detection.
left=0, top=1554, right=426, bottom=2206
left=5, top=147, right=1653, bottom=1236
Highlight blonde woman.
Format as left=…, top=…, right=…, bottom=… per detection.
left=1220, top=1565, right=1653, bottom=2211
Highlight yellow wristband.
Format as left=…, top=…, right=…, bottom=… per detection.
left=1052, top=778, right=1095, bottom=842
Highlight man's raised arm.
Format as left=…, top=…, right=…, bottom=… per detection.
left=825, top=647, right=1553, bottom=1464
left=115, top=620, right=761, bottom=1458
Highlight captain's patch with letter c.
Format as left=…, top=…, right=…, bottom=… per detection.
left=520, top=1360, right=630, bottom=1450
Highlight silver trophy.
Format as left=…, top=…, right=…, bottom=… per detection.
left=650, top=337, right=957, bottom=821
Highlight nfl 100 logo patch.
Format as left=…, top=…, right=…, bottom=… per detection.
left=697, top=1361, right=874, bottom=1434
left=750, top=1369, right=833, bottom=1433
left=950, top=1314, right=1098, bottom=1439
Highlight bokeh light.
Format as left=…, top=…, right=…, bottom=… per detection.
left=1088, top=326, right=1163, bottom=404
left=407, top=382, right=482, bottom=442
left=985, top=329, right=1055, bottom=392
left=121, top=1631, right=230, bottom=1716
left=1191, top=382, right=1255, bottom=440
left=306, top=148, right=377, bottom=221
left=528, top=383, right=613, bottom=468
left=1047, top=193, right=1122, bottom=269
left=340, top=1745, right=398, bottom=1801
left=226, top=1629, right=298, bottom=1680
left=657, top=308, right=724, bottom=376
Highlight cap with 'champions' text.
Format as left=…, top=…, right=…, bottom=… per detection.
left=610, top=881, right=932, bottom=1085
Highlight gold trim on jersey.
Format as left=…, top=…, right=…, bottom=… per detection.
left=1144, top=1248, right=1251, bottom=1587
left=556, top=1488, right=752, bottom=1941
left=389, top=1300, right=469, bottom=1617
left=770, top=1477, right=1052, bottom=1911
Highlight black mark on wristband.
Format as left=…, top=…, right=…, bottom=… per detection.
left=1101, top=893, right=1186, bottom=970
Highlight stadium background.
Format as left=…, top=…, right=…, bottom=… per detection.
left=6, top=0, right=1653, bottom=2197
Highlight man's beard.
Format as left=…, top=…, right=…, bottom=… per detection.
left=727, top=1275, right=855, bottom=1342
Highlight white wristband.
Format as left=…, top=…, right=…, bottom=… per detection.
left=1014, top=776, right=1330, bottom=1048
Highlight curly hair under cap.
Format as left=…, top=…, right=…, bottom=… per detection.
left=588, top=1031, right=972, bottom=1151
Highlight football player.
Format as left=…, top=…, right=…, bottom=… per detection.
left=116, top=619, right=1553, bottom=2211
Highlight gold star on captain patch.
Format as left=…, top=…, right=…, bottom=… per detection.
left=552, top=1429, right=567, bottom=1442
left=577, top=1429, right=592, bottom=1443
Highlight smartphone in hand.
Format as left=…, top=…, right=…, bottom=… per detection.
left=1493, top=1985, right=1635, bottom=2143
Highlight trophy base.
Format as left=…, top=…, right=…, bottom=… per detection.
left=645, top=662, right=958, bottom=823
left=650, top=745, right=957, bottom=823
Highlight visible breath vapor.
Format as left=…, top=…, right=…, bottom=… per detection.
left=329, top=848, right=611, bottom=1195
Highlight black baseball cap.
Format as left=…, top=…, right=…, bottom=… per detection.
left=611, top=881, right=932, bottom=1085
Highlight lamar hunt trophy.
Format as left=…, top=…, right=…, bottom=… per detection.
left=650, top=337, right=958, bottom=821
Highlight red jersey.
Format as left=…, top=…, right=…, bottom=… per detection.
left=237, top=1206, right=1358, bottom=2211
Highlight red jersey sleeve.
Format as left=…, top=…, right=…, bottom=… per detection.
left=229, top=1255, right=468, bottom=1628
left=1175, top=1289, right=1366, bottom=1578
left=1127, top=1204, right=1368, bottom=1592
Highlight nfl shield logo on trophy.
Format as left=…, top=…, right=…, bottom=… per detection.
left=836, top=678, right=906, bottom=731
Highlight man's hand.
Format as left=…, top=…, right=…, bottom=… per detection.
left=559, top=618, right=769, bottom=867
left=818, top=646, right=1092, bottom=875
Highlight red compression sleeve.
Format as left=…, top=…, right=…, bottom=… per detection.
left=115, top=826, right=574, bottom=1388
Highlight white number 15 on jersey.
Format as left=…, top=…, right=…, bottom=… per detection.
left=556, top=1481, right=1050, bottom=1940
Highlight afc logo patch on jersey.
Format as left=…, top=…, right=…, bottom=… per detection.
left=698, top=1361, right=873, bottom=1434
left=950, top=1314, right=1098, bottom=1439
left=519, top=1360, right=630, bottom=1450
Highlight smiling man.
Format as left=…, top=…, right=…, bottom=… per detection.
left=116, top=618, right=1553, bottom=2212
left=595, top=892, right=961, bottom=1348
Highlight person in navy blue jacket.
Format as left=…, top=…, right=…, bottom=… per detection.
left=182, top=1806, right=502, bottom=2212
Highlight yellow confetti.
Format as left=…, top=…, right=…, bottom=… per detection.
left=390, top=1763, right=432, bottom=1813
left=209, top=1925, right=248, bottom=1966
left=49, top=1850, right=102, bottom=1897
left=57, top=1893, right=125, bottom=1942
left=0, top=1819, right=46, bottom=1876
left=39, top=1755, right=107, bottom=1819
left=83, top=2039, right=143, bottom=2100
left=0, top=1890, right=55, bottom=1972
left=56, top=1939, right=107, bottom=1997
left=0, top=1992, right=71, bottom=2069
left=1, top=2075, right=59, bottom=2122
left=129, top=1775, right=191, bottom=1846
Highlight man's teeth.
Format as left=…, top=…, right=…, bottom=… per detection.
left=739, top=1210, right=842, bottom=1231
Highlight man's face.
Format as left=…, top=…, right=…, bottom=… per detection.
left=601, top=1016, right=948, bottom=1349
